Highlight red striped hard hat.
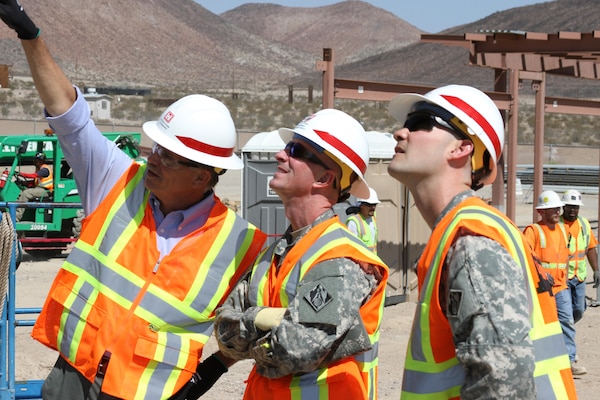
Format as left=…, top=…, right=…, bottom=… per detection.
left=389, top=85, right=505, bottom=187
left=143, top=95, right=242, bottom=170
left=279, top=109, right=370, bottom=199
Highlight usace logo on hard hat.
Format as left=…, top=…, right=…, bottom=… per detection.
left=164, top=111, right=175, bottom=123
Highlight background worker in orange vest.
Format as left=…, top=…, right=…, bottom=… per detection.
left=388, top=85, right=575, bottom=399
left=214, top=109, right=389, bottom=400
left=524, top=190, right=585, bottom=376
left=0, top=2, right=266, bottom=399
left=345, top=187, right=380, bottom=254
left=14, top=151, right=54, bottom=221
left=560, top=190, right=599, bottom=317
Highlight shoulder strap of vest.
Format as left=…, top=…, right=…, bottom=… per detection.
left=577, top=216, right=590, bottom=246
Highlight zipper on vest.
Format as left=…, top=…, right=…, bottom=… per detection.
left=153, top=259, right=160, bottom=273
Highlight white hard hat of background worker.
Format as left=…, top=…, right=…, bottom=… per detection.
left=388, top=84, right=505, bottom=190
left=561, top=189, right=584, bottom=206
left=279, top=109, right=371, bottom=201
left=356, top=187, right=380, bottom=206
left=536, top=190, right=564, bottom=209
left=142, top=94, right=242, bottom=173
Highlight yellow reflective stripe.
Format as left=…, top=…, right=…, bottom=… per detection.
left=64, top=242, right=137, bottom=309
left=106, top=194, right=148, bottom=260
left=533, top=223, right=546, bottom=248
left=184, top=210, right=234, bottom=306
left=255, top=272, right=269, bottom=307
left=289, top=369, right=330, bottom=400
left=71, top=237, right=218, bottom=327
left=533, top=223, right=569, bottom=252
left=419, top=214, right=462, bottom=362
left=402, top=387, right=461, bottom=400
left=405, top=352, right=461, bottom=373
left=58, top=276, right=99, bottom=361
left=133, top=331, right=194, bottom=399
left=534, top=351, right=571, bottom=377
left=547, top=365, right=570, bottom=399
left=92, top=167, right=145, bottom=249
left=135, top=360, right=153, bottom=400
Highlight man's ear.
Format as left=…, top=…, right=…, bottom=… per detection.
left=450, top=139, right=474, bottom=159
left=315, top=170, right=335, bottom=185
left=458, top=139, right=475, bottom=155
left=192, top=168, right=212, bottom=187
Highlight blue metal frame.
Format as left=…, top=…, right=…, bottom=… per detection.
left=0, top=202, right=81, bottom=400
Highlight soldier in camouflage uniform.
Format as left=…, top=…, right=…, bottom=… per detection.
left=213, top=109, right=389, bottom=399
left=387, top=85, right=576, bottom=399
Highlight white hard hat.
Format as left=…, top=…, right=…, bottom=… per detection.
left=279, top=109, right=370, bottom=199
left=536, top=190, right=564, bottom=209
left=142, top=94, right=243, bottom=170
left=562, top=189, right=584, bottom=206
left=357, top=187, right=380, bottom=205
left=389, top=85, right=505, bottom=188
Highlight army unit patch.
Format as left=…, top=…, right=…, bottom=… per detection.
left=304, top=283, right=332, bottom=312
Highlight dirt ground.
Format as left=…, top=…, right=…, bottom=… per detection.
left=9, top=249, right=600, bottom=400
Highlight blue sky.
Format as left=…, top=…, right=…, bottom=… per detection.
left=194, top=0, right=551, bottom=33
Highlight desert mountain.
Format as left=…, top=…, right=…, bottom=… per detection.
left=1, top=0, right=599, bottom=98
left=0, top=0, right=420, bottom=91
left=221, top=1, right=421, bottom=65
left=334, top=0, right=600, bottom=97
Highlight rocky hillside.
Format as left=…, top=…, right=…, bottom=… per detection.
left=333, top=0, right=600, bottom=97
left=0, top=0, right=420, bottom=92
left=2, top=0, right=600, bottom=98
left=221, top=1, right=421, bottom=65
left=2, top=0, right=600, bottom=97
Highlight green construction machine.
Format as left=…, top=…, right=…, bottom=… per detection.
left=0, top=132, right=143, bottom=257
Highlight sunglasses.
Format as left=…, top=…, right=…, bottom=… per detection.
left=404, top=113, right=467, bottom=140
left=151, top=143, right=202, bottom=169
left=285, top=142, right=329, bottom=169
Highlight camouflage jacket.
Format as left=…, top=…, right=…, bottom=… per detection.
left=214, top=210, right=377, bottom=378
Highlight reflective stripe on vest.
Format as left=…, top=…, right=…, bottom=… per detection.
left=530, top=223, right=570, bottom=292
left=247, top=217, right=388, bottom=400
left=32, top=163, right=266, bottom=399
left=562, top=216, right=591, bottom=280
left=532, top=223, right=569, bottom=270
left=401, top=197, right=575, bottom=400
left=346, top=214, right=377, bottom=253
left=38, top=163, right=54, bottom=190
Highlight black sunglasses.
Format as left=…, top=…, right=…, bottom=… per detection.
left=285, top=142, right=329, bottom=169
left=404, top=113, right=467, bottom=140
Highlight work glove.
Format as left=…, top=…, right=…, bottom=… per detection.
left=169, top=354, right=228, bottom=400
left=255, top=307, right=287, bottom=331
left=593, top=270, right=600, bottom=288
left=0, top=0, right=39, bottom=40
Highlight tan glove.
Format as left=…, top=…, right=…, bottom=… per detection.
left=255, top=307, right=287, bottom=331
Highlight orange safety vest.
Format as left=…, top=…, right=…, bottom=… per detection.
left=346, top=213, right=378, bottom=253
left=244, top=217, right=388, bottom=400
left=31, top=163, right=266, bottom=399
left=524, top=222, right=570, bottom=292
left=37, top=163, right=54, bottom=191
left=561, top=216, right=594, bottom=281
left=401, top=197, right=576, bottom=400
